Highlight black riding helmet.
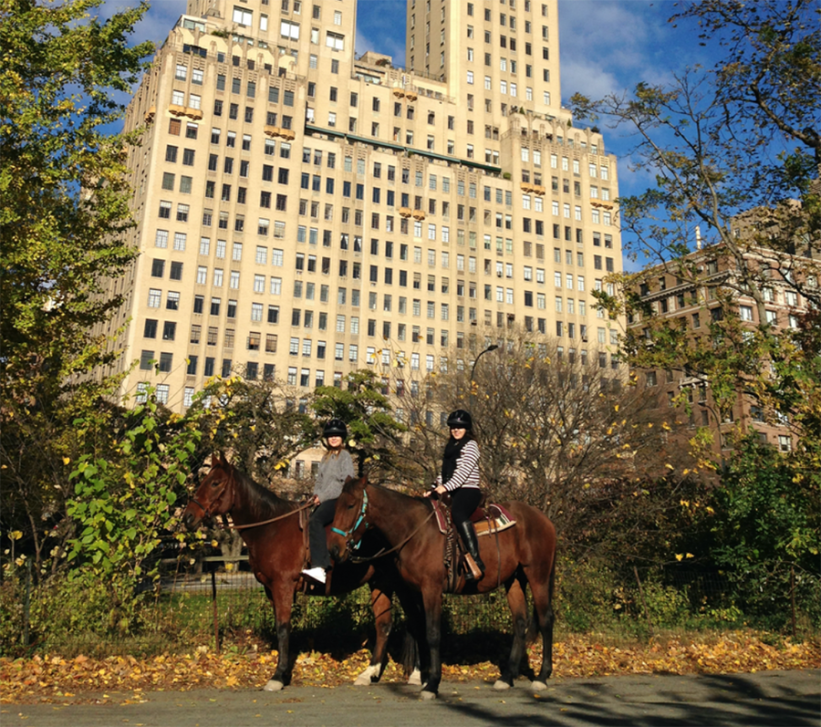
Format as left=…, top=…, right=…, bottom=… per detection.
left=446, top=409, right=473, bottom=430
left=323, top=418, right=348, bottom=439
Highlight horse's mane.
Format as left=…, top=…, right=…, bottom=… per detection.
left=342, top=476, right=431, bottom=509
left=220, top=461, right=295, bottom=520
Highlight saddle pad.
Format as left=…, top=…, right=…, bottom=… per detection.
left=431, top=499, right=449, bottom=535
left=432, top=500, right=516, bottom=536
left=472, top=504, right=517, bottom=537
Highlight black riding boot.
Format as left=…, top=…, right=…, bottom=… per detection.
left=458, top=520, right=485, bottom=580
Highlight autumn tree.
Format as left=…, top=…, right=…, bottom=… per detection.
left=392, top=333, right=704, bottom=557
left=569, top=1, right=819, bottom=582
left=0, top=0, right=153, bottom=573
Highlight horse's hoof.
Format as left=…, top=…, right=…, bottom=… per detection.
left=493, top=679, right=511, bottom=691
left=263, top=679, right=285, bottom=692
left=407, top=668, right=422, bottom=686
left=420, top=689, right=437, bottom=701
left=531, top=680, right=548, bottom=692
left=354, top=665, right=381, bottom=686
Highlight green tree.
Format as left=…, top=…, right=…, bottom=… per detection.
left=709, top=434, right=820, bottom=627
left=187, top=375, right=316, bottom=482
left=311, top=370, right=406, bottom=477
left=1, top=0, right=152, bottom=405
left=65, top=387, right=203, bottom=633
left=0, top=0, right=153, bottom=569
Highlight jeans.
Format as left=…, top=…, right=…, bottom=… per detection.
left=308, top=498, right=337, bottom=570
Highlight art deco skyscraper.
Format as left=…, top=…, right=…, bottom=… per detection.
left=102, top=0, right=623, bottom=411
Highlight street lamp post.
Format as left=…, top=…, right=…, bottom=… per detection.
left=469, top=344, right=499, bottom=410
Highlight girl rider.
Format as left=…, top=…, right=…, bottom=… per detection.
left=425, top=410, right=485, bottom=580
left=302, top=419, right=355, bottom=584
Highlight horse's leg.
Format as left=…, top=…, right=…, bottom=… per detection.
left=495, top=576, right=528, bottom=690
left=530, top=561, right=556, bottom=690
left=420, top=587, right=443, bottom=700
left=354, top=585, right=392, bottom=685
left=263, top=583, right=294, bottom=691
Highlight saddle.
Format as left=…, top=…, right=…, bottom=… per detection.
left=429, top=497, right=517, bottom=592
left=430, top=498, right=516, bottom=537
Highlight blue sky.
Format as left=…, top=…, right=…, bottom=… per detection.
left=108, top=0, right=717, bottom=247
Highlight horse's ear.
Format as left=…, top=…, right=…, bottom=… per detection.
left=212, top=452, right=223, bottom=467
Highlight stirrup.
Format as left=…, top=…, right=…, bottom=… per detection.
left=463, top=553, right=484, bottom=581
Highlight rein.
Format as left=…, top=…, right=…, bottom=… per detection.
left=228, top=500, right=314, bottom=530
left=350, top=511, right=436, bottom=563
left=336, top=489, right=436, bottom=563
left=188, top=488, right=314, bottom=531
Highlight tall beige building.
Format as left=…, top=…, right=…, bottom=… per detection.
left=103, top=0, right=623, bottom=411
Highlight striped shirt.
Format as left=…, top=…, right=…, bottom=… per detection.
left=437, top=439, right=481, bottom=491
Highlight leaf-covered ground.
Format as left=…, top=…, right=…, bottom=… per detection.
left=1, top=632, right=817, bottom=705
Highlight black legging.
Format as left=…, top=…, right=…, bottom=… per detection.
left=308, top=498, right=337, bottom=570
left=449, top=487, right=482, bottom=528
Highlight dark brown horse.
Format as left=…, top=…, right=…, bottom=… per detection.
left=182, top=455, right=422, bottom=690
left=329, top=477, right=556, bottom=699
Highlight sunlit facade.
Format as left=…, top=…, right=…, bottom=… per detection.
left=100, top=0, right=623, bottom=411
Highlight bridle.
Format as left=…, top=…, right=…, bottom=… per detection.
left=331, top=488, right=370, bottom=557
left=187, top=474, right=233, bottom=523
left=330, top=485, right=436, bottom=563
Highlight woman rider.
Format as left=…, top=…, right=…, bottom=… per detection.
left=425, top=409, right=485, bottom=580
left=302, top=419, right=355, bottom=584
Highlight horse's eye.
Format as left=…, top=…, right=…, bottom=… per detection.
left=347, top=504, right=355, bottom=510
left=211, top=480, right=220, bottom=488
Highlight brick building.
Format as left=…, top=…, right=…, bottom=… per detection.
left=627, top=238, right=818, bottom=455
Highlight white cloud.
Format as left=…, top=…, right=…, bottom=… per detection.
left=356, top=0, right=407, bottom=62
left=558, top=0, right=685, bottom=100
left=99, top=0, right=187, bottom=46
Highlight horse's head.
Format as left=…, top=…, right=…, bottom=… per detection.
left=329, top=475, right=369, bottom=563
left=182, top=453, right=236, bottom=530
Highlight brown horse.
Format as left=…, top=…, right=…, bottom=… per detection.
left=182, top=455, right=422, bottom=690
left=329, top=477, right=556, bottom=699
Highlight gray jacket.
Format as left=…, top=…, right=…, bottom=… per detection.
left=313, top=449, right=355, bottom=502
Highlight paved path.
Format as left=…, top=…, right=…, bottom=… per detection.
left=2, top=669, right=819, bottom=727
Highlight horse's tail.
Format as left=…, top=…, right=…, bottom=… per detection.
left=400, top=629, right=419, bottom=676
left=526, top=603, right=540, bottom=645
